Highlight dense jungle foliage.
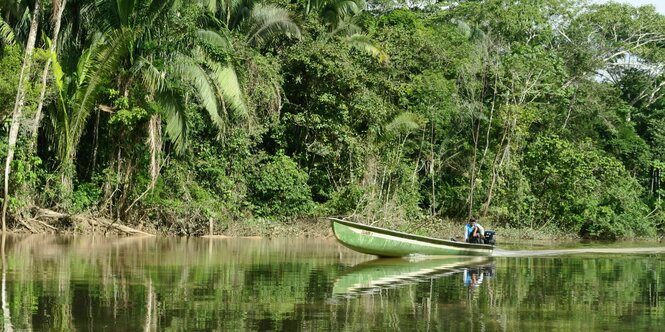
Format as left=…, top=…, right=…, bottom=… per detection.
left=1, top=0, right=664, bottom=239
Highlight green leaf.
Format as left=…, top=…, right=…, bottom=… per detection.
left=116, top=0, right=136, bottom=26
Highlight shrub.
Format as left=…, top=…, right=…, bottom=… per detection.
left=322, top=184, right=365, bottom=215
left=71, top=181, right=103, bottom=214
left=247, top=154, right=314, bottom=218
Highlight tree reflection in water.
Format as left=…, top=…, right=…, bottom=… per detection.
left=0, top=235, right=662, bottom=331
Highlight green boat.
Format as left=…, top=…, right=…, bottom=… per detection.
left=332, top=256, right=493, bottom=298
left=330, top=218, right=495, bottom=257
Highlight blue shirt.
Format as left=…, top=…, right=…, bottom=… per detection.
left=464, top=223, right=484, bottom=241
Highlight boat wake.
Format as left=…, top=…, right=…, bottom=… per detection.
left=493, top=247, right=665, bottom=257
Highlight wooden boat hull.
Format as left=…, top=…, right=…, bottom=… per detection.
left=330, top=218, right=494, bottom=257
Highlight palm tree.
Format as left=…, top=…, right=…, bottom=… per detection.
left=88, top=0, right=176, bottom=185
left=46, top=0, right=178, bottom=196
left=156, top=0, right=302, bottom=155
left=45, top=27, right=131, bottom=195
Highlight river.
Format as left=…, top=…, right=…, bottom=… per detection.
left=0, top=235, right=663, bottom=331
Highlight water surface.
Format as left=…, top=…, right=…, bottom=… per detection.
left=0, top=235, right=663, bottom=331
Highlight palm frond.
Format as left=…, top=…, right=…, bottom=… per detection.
left=170, top=53, right=249, bottom=132
left=82, top=2, right=115, bottom=34
left=386, top=112, right=423, bottom=134
left=48, top=48, right=70, bottom=160
left=347, top=34, right=389, bottom=64
left=158, top=91, right=188, bottom=154
left=330, top=19, right=361, bottom=37
left=92, top=0, right=174, bottom=31
left=133, top=56, right=165, bottom=95
left=171, top=55, right=225, bottom=128
left=74, top=32, right=115, bottom=89
left=115, top=0, right=136, bottom=26
left=209, top=62, right=247, bottom=119
left=67, top=27, right=132, bottom=160
left=16, top=6, right=30, bottom=42
left=227, top=0, right=253, bottom=29
left=145, top=0, right=178, bottom=27
left=197, top=29, right=233, bottom=51
left=320, top=0, right=365, bottom=27
left=246, top=4, right=301, bottom=46
left=306, top=0, right=327, bottom=15
left=57, top=21, right=74, bottom=55
left=331, top=0, right=364, bottom=18
left=0, top=16, right=15, bottom=45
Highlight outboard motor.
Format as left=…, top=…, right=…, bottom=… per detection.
left=483, top=230, right=496, bottom=245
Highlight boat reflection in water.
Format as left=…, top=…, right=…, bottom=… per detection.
left=331, top=256, right=495, bottom=299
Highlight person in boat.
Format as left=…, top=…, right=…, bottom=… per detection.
left=464, top=217, right=485, bottom=244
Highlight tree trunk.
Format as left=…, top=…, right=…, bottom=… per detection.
left=31, top=0, right=67, bottom=152
left=467, top=118, right=480, bottom=219
left=2, top=1, right=41, bottom=233
left=482, top=124, right=510, bottom=217
left=90, top=108, right=100, bottom=177
left=148, top=114, right=162, bottom=188
left=429, top=121, right=436, bottom=216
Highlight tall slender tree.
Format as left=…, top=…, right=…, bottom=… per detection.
left=30, top=0, right=67, bottom=154
left=2, top=0, right=40, bottom=232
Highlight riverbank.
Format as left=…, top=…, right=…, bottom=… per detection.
left=7, top=207, right=662, bottom=243
left=3, top=207, right=578, bottom=241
